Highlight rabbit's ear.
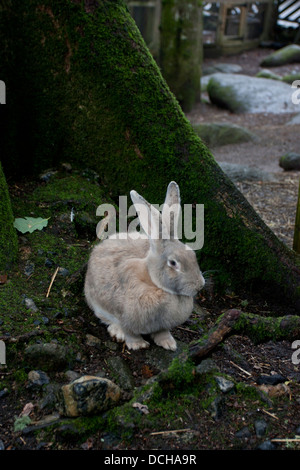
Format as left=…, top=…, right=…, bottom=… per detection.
left=130, top=190, right=161, bottom=241
left=162, top=181, right=181, bottom=239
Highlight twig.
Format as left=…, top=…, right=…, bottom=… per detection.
left=229, top=360, right=252, bottom=377
left=0, top=327, right=60, bottom=344
left=46, top=266, right=59, bottom=298
left=260, top=409, right=279, bottom=420
left=150, top=428, right=192, bottom=436
left=271, top=438, right=300, bottom=443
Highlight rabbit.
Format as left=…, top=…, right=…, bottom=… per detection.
left=84, top=181, right=205, bottom=351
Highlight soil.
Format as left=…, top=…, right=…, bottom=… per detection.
left=1, top=47, right=300, bottom=454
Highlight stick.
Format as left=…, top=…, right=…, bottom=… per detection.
left=150, top=428, right=192, bottom=436
left=46, top=266, right=59, bottom=298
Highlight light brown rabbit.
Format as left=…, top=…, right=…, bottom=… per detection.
left=84, top=181, right=205, bottom=351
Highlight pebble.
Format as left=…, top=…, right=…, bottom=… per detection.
left=235, top=426, right=252, bottom=439
left=0, top=388, right=9, bottom=399
left=28, top=370, right=50, bottom=388
left=23, top=296, right=39, bottom=313
left=214, top=375, right=235, bottom=393
left=254, top=419, right=267, bottom=437
left=257, top=440, right=277, bottom=450
left=0, top=439, right=5, bottom=450
left=256, top=374, right=286, bottom=386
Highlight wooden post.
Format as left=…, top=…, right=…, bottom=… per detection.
left=293, top=178, right=300, bottom=254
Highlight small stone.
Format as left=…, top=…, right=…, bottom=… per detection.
left=25, top=342, right=73, bottom=371
left=65, top=370, right=81, bottom=382
left=235, top=426, right=252, bottom=439
left=60, top=375, right=121, bottom=417
left=28, top=370, right=50, bottom=388
left=254, top=419, right=267, bottom=437
left=0, top=440, right=5, bottom=450
left=208, top=396, right=224, bottom=421
left=107, top=356, right=135, bottom=391
left=23, top=296, right=39, bottom=313
left=214, top=375, right=235, bottom=393
left=257, top=440, right=277, bottom=450
left=24, top=262, right=35, bottom=277
left=279, top=152, right=300, bottom=171
left=85, top=334, right=102, bottom=349
left=45, top=258, right=54, bottom=268
left=195, top=359, right=219, bottom=375
left=256, top=374, right=286, bottom=385
left=0, top=388, right=9, bottom=399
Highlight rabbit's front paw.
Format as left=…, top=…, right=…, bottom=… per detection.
left=125, top=334, right=150, bottom=350
left=107, top=323, right=125, bottom=342
left=152, top=330, right=177, bottom=351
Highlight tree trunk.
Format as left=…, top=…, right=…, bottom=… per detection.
left=1, top=0, right=300, bottom=307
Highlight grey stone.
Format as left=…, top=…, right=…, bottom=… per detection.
left=208, top=396, right=224, bottom=421
left=287, top=113, right=300, bottom=125
left=235, top=426, right=252, bottom=439
left=207, top=73, right=298, bottom=114
left=256, top=374, right=287, bottom=385
left=254, top=419, right=267, bottom=437
left=202, top=63, right=242, bottom=75
left=195, top=359, right=219, bottom=375
left=23, top=296, right=39, bottom=312
left=25, top=342, right=73, bottom=371
left=255, top=69, right=281, bottom=80
left=107, top=356, right=135, bottom=391
left=85, top=333, right=102, bottom=349
left=60, top=375, right=121, bottom=417
left=0, top=440, right=5, bottom=450
left=214, top=375, right=235, bottom=393
left=260, top=45, right=300, bottom=67
left=279, top=152, right=300, bottom=171
left=28, top=370, right=50, bottom=388
left=219, top=162, right=274, bottom=183
left=257, top=440, right=277, bottom=450
left=193, top=122, right=257, bottom=147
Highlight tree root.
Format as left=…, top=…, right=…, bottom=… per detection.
left=189, top=309, right=300, bottom=363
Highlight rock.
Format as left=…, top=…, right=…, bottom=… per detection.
left=60, top=375, right=121, bottom=417
left=257, top=440, right=277, bottom=450
left=28, top=370, right=50, bottom=388
left=0, top=440, right=5, bottom=450
left=214, top=375, right=235, bottom=393
left=0, top=388, right=9, bottom=399
left=85, top=333, right=102, bottom=349
left=24, top=261, right=35, bottom=277
left=256, top=374, right=286, bottom=385
left=282, top=72, right=300, bottom=84
left=64, top=370, right=81, bottom=382
left=219, top=162, right=274, bottom=183
left=287, top=113, right=300, bottom=125
left=279, top=152, right=300, bottom=171
left=256, top=69, right=281, bottom=80
left=23, top=295, right=39, bottom=313
left=195, top=359, right=219, bottom=375
left=39, top=169, right=58, bottom=182
left=193, top=122, right=257, bottom=147
left=260, top=45, right=300, bottom=67
left=202, top=63, right=242, bottom=75
left=235, top=426, right=252, bottom=439
left=207, top=73, right=298, bottom=114
left=25, top=342, right=74, bottom=371
left=39, top=383, right=61, bottom=410
left=208, top=396, right=224, bottom=421
left=107, top=356, right=135, bottom=391
left=254, top=419, right=267, bottom=437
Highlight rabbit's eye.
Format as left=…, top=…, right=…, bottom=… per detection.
left=168, top=259, right=178, bottom=268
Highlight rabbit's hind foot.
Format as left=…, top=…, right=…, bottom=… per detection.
left=152, top=330, right=177, bottom=351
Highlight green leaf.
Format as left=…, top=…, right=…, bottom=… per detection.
left=13, top=415, right=32, bottom=432
left=13, top=216, right=49, bottom=234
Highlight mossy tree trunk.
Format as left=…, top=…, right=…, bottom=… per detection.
left=0, top=162, right=18, bottom=272
left=1, top=0, right=300, bottom=308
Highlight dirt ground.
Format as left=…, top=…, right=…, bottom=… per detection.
left=1, top=47, right=300, bottom=453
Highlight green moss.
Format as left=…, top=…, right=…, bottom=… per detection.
left=0, top=162, right=18, bottom=271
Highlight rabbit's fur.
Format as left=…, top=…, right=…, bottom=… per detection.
left=84, top=182, right=205, bottom=351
